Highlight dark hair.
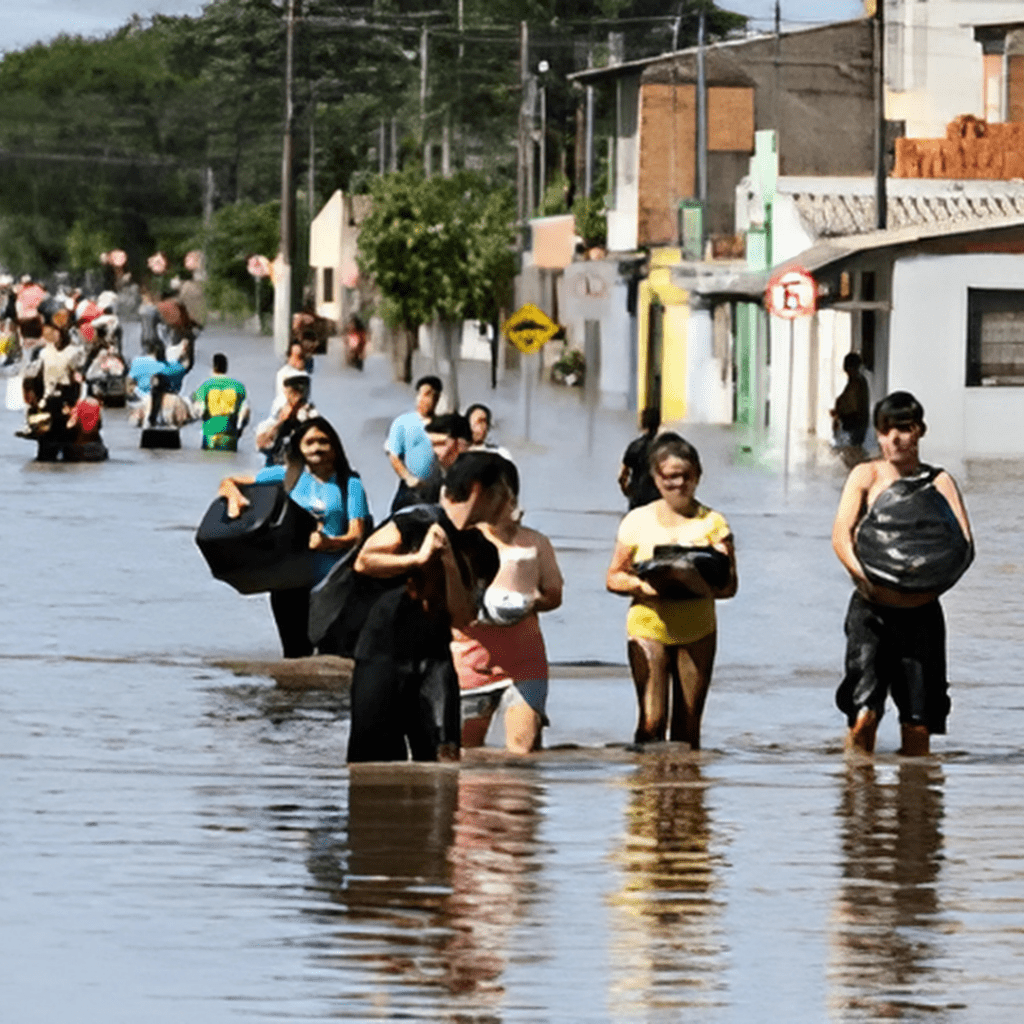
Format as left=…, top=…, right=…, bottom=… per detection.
left=415, top=374, right=443, bottom=396
left=212, top=352, right=228, bottom=374
left=465, top=402, right=492, bottom=426
left=148, top=373, right=170, bottom=427
left=427, top=412, right=471, bottom=443
left=443, top=450, right=511, bottom=502
left=285, top=416, right=352, bottom=489
left=648, top=431, right=703, bottom=477
left=640, top=406, right=661, bottom=433
left=282, top=374, right=309, bottom=395
left=874, top=391, right=925, bottom=433
left=842, top=351, right=862, bottom=374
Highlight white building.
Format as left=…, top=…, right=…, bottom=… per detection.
left=884, top=0, right=1024, bottom=136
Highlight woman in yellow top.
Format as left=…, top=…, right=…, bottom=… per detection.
left=606, top=433, right=737, bottom=748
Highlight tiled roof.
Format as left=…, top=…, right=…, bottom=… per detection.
left=791, top=190, right=1024, bottom=238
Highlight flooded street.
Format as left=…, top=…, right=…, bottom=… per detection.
left=5, top=325, right=1024, bottom=1022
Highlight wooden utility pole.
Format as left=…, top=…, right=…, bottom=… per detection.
left=517, top=21, right=529, bottom=226
left=421, top=25, right=430, bottom=175
left=874, top=0, right=887, bottom=229
left=273, top=0, right=296, bottom=357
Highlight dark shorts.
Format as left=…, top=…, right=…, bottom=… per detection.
left=836, top=592, right=950, bottom=734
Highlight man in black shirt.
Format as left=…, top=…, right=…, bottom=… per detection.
left=347, top=450, right=511, bottom=762
left=618, top=406, right=661, bottom=509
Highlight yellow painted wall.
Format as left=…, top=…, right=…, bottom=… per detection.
left=636, top=248, right=689, bottom=421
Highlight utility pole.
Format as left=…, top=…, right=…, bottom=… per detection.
left=773, top=0, right=781, bottom=131
left=696, top=5, right=708, bottom=209
left=585, top=47, right=594, bottom=197
left=273, top=0, right=296, bottom=357
left=874, top=0, right=888, bottom=230
left=517, top=21, right=529, bottom=227
left=421, top=25, right=430, bottom=176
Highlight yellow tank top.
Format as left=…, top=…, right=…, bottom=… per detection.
left=616, top=501, right=731, bottom=645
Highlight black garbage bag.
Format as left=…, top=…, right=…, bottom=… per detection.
left=633, top=544, right=732, bottom=599
left=855, top=465, right=973, bottom=594
left=196, top=481, right=317, bottom=594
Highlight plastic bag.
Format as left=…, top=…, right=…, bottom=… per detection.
left=855, top=465, right=973, bottom=594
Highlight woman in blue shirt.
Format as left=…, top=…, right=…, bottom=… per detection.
left=218, top=417, right=370, bottom=657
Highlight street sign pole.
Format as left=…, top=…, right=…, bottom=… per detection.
left=503, top=302, right=560, bottom=443
left=764, top=265, right=817, bottom=496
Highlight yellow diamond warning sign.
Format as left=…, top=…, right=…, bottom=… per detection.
left=502, top=303, right=560, bottom=355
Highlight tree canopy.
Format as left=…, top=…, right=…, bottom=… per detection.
left=357, top=169, right=515, bottom=333
left=0, top=0, right=746, bottom=291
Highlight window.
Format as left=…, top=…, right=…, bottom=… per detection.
left=322, top=266, right=334, bottom=303
left=967, top=289, right=1024, bottom=386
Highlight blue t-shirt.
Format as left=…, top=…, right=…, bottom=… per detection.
left=385, top=410, right=435, bottom=480
left=255, top=465, right=369, bottom=582
left=128, top=356, right=187, bottom=395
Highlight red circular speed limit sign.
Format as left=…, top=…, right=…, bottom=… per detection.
left=766, top=266, right=817, bottom=319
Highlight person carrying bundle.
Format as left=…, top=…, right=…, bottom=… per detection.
left=832, top=391, right=973, bottom=756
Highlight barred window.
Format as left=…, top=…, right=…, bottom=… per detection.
left=966, top=289, right=1024, bottom=386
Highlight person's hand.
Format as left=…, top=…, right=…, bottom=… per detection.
left=414, top=523, right=448, bottom=566
left=632, top=576, right=659, bottom=599
left=405, top=474, right=421, bottom=490
left=225, top=491, right=249, bottom=519
left=309, top=528, right=328, bottom=552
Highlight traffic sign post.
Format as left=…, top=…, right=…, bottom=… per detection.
left=765, top=265, right=817, bottom=494
left=503, top=302, right=561, bottom=440
left=503, top=302, right=560, bottom=355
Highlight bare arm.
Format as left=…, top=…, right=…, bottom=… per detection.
left=617, top=463, right=632, bottom=498
left=309, top=517, right=366, bottom=553
left=532, top=533, right=564, bottom=612
left=355, top=521, right=437, bottom=578
left=832, top=463, right=872, bottom=585
left=440, top=539, right=477, bottom=628
left=934, top=471, right=973, bottom=544
left=387, top=450, right=419, bottom=488
left=606, top=540, right=659, bottom=599
left=217, top=474, right=257, bottom=518
left=709, top=535, right=738, bottom=599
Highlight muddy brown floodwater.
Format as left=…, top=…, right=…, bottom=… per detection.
left=4, top=325, right=1024, bottom=1022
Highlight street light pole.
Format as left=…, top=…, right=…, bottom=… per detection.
left=273, top=0, right=296, bottom=357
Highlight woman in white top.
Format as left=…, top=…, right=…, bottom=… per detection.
left=452, top=463, right=563, bottom=753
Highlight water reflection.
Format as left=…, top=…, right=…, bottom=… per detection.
left=829, top=761, right=946, bottom=1020
left=609, top=754, right=726, bottom=1017
left=305, top=765, right=542, bottom=1020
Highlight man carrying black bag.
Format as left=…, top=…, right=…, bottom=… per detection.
left=832, top=392, right=973, bottom=757
left=346, top=451, right=512, bottom=763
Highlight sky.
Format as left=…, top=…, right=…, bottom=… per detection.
left=4, top=1, right=867, bottom=57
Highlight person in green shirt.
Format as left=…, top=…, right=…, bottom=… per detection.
left=191, top=352, right=250, bottom=451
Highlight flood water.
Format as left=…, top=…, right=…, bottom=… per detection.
left=4, top=326, right=1024, bottom=1022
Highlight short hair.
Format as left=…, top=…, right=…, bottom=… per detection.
left=842, top=351, right=863, bottom=374
left=648, top=431, right=703, bottom=477
left=874, top=391, right=925, bottom=433
left=415, top=374, right=443, bottom=396
left=212, top=352, right=228, bottom=374
left=443, top=450, right=511, bottom=502
left=465, top=402, right=492, bottom=426
left=640, top=406, right=661, bottom=432
left=282, top=374, right=309, bottom=394
left=426, top=413, right=471, bottom=443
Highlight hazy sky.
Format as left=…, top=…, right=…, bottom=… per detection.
left=5, top=1, right=867, bottom=56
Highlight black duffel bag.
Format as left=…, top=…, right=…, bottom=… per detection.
left=195, top=481, right=317, bottom=594
left=633, top=544, right=732, bottom=599
left=855, top=465, right=973, bottom=595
